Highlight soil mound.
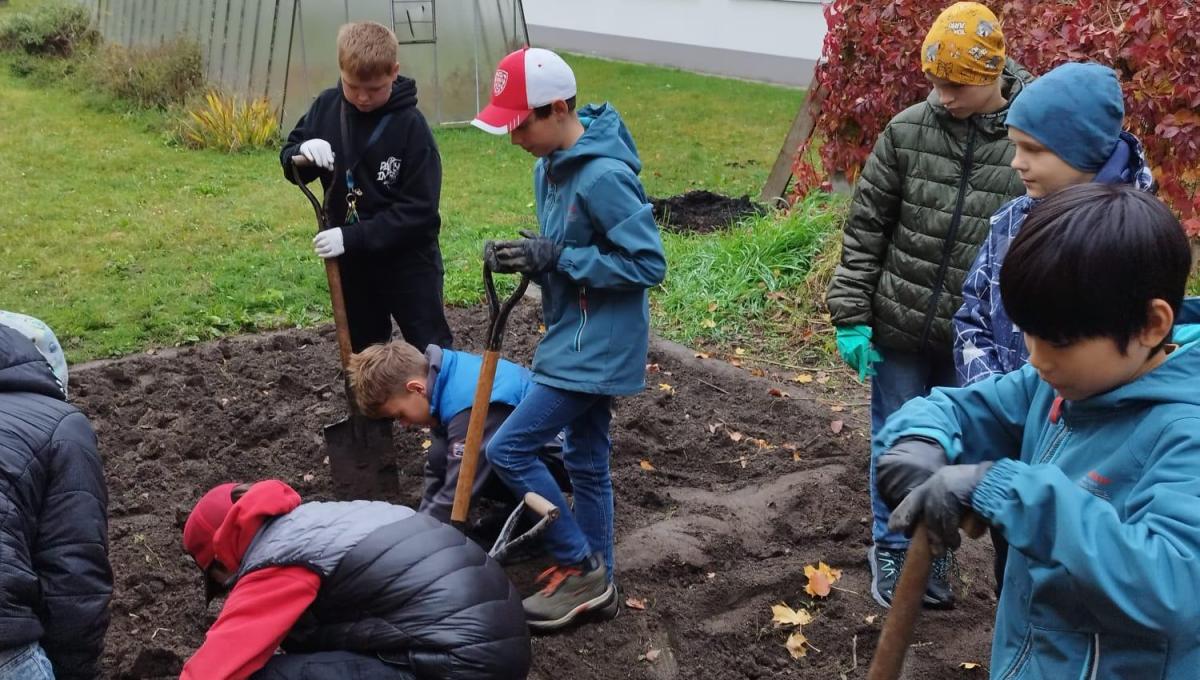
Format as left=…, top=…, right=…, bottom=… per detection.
left=651, top=190, right=764, bottom=234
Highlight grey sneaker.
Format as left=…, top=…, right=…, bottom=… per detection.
left=868, top=545, right=958, bottom=609
left=523, top=555, right=616, bottom=631
left=925, top=549, right=957, bottom=610
left=868, top=545, right=905, bottom=608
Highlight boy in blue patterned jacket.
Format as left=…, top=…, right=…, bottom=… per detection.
left=953, top=62, right=1154, bottom=386
left=878, top=184, right=1200, bottom=679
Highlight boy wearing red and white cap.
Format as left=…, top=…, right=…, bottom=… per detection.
left=179, top=480, right=529, bottom=679
left=473, top=47, right=667, bottom=631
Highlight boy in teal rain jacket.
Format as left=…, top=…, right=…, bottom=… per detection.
left=876, top=184, right=1200, bottom=678
left=472, top=48, right=667, bottom=631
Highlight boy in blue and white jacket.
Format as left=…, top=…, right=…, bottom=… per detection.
left=473, top=48, right=667, bottom=631
left=954, top=63, right=1154, bottom=386
left=877, top=184, right=1200, bottom=679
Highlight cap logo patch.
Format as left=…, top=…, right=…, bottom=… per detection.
left=493, top=69, right=509, bottom=96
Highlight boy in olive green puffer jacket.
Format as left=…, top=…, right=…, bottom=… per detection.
left=824, top=1, right=1031, bottom=610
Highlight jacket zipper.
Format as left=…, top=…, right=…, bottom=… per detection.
left=1080, top=634, right=1100, bottom=680
left=1000, top=628, right=1035, bottom=680
left=919, top=123, right=977, bottom=351
left=1037, top=416, right=1071, bottom=465
left=573, top=287, right=589, bottom=352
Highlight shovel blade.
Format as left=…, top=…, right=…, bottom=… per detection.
left=323, top=415, right=399, bottom=500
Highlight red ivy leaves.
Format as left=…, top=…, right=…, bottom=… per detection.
left=793, top=0, right=1200, bottom=236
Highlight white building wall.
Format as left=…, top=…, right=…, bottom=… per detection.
left=523, top=0, right=826, bottom=86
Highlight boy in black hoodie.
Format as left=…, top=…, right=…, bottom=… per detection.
left=281, top=21, right=452, bottom=352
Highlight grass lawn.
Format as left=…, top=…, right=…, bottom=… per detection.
left=1, top=3, right=842, bottom=363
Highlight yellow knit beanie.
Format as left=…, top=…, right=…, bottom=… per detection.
left=921, top=2, right=1006, bottom=85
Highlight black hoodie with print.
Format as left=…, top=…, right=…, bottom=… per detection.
left=281, top=76, right=442, bottom=259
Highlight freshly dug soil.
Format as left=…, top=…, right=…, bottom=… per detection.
left=650, top=191, right=764, bottom=234
left=73, top=300, right=997, bottom=679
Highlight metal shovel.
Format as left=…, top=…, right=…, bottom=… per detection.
left=290, top=155, right=398, bottom=500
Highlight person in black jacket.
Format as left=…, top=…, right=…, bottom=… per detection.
left=281, top=20, right=452, bottom=353
left=181, top=480, right=530, bottom=680
left=0, top=323, right=111, bottom=680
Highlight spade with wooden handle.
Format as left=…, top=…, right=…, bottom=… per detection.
left=868, top=514, right=986, bottom=680
left=290, top=155, right=398, bottom=500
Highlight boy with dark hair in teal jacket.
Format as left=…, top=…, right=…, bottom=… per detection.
left=473, top=47, right=667, bottom=631
left=876, top=184, right=1200, bottom=678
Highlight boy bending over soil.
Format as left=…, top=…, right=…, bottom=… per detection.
left=180, top=480, right=529, bottom=679
left=348, top=339, right=567, bottom=529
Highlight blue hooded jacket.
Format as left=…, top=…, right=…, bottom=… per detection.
left=953, top=131, right=1154, bottom=385
left=881, top=304, right=1200, bottom=679
left=530, top=103, right=667, bottom=395
left=427, top=347, right=530, bottom=424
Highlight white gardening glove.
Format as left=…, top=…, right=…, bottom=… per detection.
left=313, top=228, right=345, bottom=259
left=299, top=139, right=335, bottom=170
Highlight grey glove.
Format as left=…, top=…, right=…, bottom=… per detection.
left=887, top=462, right=993, bottom=556
left=877, top=437, right=948, bottom=510
left=483, top=230, right=563, bottom=275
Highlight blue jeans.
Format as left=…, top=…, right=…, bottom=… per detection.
left=0, top=644, right=54, bottom=680
left=869, top=345, right=957, bottom=549
left=486, top=383, right=614, bottom=576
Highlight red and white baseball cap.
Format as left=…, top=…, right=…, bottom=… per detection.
left=472, top=47, right=577, bottom=134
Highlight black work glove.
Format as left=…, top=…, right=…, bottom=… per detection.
left=877, top=437, right=948, bottom=510
left=887, top=462, right=993, bottom=556
left=483, top=230, right=563, bottom=275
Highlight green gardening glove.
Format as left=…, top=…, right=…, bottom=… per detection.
left=835, top=325, right=884, bottom=382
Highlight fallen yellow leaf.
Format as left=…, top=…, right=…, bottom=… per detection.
left=421, top=440, right=432, bottom=450
left=639, top=459, right=655, bottom=471
left=771, top=603, right=813, bottom=628
left=792, top=450, right=802, bottom=462
left=804, top=561, right=843, bottom=598
left=793, top=373, right=814, bottom=383
left=728, top=431, right=744, bottom=443
left=701, top=318, right=717, bottom=329
left=864, top=614, right=878, bottom=625
left=960, top=662, right=983, bottom=670
left=658, top=383, right=675, bottom=394
left=695, top=351, right=711, bottom=359
left=785, top=631, right=808, bottom=659
left=734, top=347, right=746, bottom=356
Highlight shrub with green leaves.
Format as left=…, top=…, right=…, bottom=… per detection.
left=180, top=90, right=280, bottom=152
left=0, top=2, right=96, bottom=57
left=88, top=39, right=204, bottom=110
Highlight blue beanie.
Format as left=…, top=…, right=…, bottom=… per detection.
left=1006, top=62, right=1124, bottom=172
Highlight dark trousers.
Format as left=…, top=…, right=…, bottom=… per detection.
left=340, top=248, right=453, bottom=353
left=250, top=651, right=414, bottom=680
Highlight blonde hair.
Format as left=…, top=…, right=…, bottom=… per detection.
left=347, top=341, right=428, bottom=417
left=337, top=21, right=399, bottom=80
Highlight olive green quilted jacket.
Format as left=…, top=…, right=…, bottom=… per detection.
left=826, top=59, right=1034, bottom=354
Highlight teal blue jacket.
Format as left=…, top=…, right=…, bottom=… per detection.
left=530, top=104, right=667, bottom=396
left=880, top=315, right=1200, bottom=679
left=428, top=347, right=530, bottom=424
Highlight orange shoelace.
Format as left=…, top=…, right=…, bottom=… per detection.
left=535, top=564, right=583, bottom=596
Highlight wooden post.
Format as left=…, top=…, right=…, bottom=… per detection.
left=759, top=73, right=827, bottom=207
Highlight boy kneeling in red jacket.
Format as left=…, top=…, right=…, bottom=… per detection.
left=179, top=479, right=530, bottom=680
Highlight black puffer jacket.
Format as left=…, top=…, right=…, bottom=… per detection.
left=238, top=503, right=530, bottom=679
left=0, top=327, right=111, bottom=679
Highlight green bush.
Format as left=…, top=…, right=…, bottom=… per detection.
left=0, top=2, right=96, bottom=57
left=88, top=39, right=204, bottom=109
